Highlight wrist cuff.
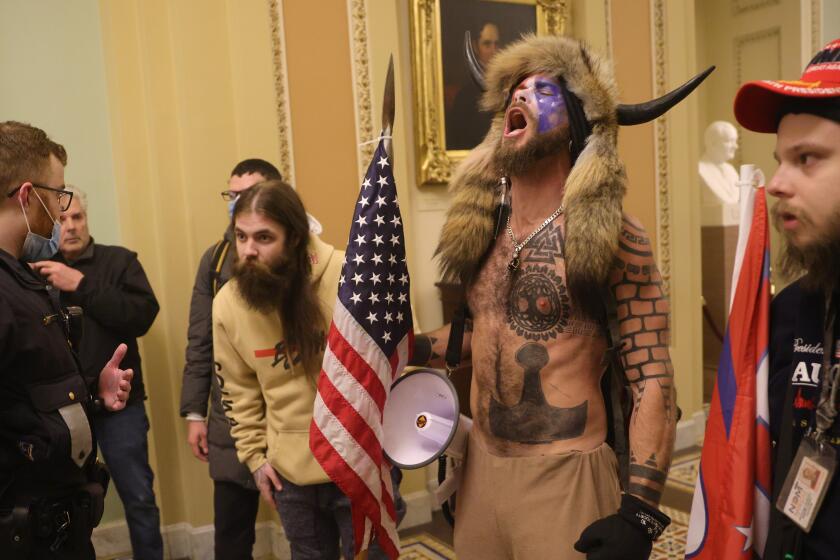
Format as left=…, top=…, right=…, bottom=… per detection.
left=619, top=493, right=671, bottom=541
left=185, top=413, right=205, bottom=422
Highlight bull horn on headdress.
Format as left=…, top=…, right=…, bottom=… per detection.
left=616, top=66, right=715, bottom=125
left=464, top=31, right=487, bottom=90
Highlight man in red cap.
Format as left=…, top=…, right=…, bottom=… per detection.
left=734, top=39, right=840, bottom=560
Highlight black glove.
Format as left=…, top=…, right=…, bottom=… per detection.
left=573, top=493, right=670, bottom=560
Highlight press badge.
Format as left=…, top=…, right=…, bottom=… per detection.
left=776, top=434, right=837, bottom=532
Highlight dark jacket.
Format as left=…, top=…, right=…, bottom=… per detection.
left=53, top=241, right=158, bottom=408
left=180, top=231, right=255, bottom=488
left=766, top=280, right=840, bottom=560
left=0, top=249, right=98, bottom=502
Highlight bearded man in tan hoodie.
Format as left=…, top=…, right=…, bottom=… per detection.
left=213, top=181, right=402, bottom=560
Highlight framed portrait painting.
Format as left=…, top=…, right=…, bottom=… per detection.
left=410, top=0, right=570, bottom=186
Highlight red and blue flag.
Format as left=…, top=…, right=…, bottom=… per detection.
left=686, top=182, right=772, bottom=559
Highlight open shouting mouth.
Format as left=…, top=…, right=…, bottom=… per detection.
left=504, top=106, right=530, bottom=138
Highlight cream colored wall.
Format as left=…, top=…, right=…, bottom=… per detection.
left=98, top=0, right=284, bottom=528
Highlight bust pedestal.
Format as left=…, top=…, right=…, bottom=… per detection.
left=701, top=225, right=739, bottom=402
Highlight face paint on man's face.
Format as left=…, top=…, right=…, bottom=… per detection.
left=511, top=75, right=568, bottom=134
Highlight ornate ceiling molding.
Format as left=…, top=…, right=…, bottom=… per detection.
left=268, top=0, right=296, bottom=184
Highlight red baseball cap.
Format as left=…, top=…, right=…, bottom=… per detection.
left=734, top=39, right=840, bottom=133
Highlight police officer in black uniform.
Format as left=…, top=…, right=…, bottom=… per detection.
left=0, top=121, right=133, bottom=559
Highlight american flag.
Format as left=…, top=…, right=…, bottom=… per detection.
left=686, top=179, right=771, bottom=559
left=310, top=138, right=412, bottom=559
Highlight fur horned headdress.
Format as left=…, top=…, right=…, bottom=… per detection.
left=436, top=34, right=712, bottom=313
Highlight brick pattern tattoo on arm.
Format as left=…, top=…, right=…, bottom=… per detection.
left=613, top=222, right=673, bottom=422
left=612, top=217, right=676, bottom=507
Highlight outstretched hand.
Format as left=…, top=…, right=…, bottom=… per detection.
left=99, top=343, right=133, bottom=411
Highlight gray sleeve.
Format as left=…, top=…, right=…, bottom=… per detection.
left=179, top=244, right=218, bottom=417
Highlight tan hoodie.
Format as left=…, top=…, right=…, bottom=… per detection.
left=212, top=234, right=343, bottom=485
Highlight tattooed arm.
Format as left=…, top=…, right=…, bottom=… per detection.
left=609, top=216, right=676, bottom=508
left=408, top=320, right=473, bottom=369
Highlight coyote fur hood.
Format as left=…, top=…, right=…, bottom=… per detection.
left=436, top=35, right=626, bottom=308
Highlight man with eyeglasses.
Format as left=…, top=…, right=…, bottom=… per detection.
left=0, top=120, right=133, bottom=559
left=180, top=159, right=283, bottom=559
left=35, top=185, right=162, bottom=559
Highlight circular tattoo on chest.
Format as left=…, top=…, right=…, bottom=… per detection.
left=507, top=265, right=570, bottom=341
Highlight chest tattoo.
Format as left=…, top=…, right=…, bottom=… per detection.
left=489, top=342, right=587, bottom=444
left=522, top=223, right=564, bottom=264
left=507, top=264, right=570, bottom=341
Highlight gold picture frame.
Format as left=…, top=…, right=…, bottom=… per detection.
left=410, top=0, right=570, bottom=186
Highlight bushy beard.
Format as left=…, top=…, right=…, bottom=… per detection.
left=233, top=258, right=295, bottom=314
left=492, top=118, right=571, bottom=177
left=773, top=202, right=840, bottom=293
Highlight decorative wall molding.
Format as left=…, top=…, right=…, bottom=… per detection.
left=731, top=0, right=779, bottom=15
left=268, top=0, right=296, bottom=185
left=734, top=27, right=782, bottom=86
left=348, top=0, right=376, bottom=175
left=604, top=0, right=614, bottom=57
left=536, top=0, right=571, bottom=35
left=810, top=0, right=822, bottom=54
left=652, top=0, right=671, bottom=300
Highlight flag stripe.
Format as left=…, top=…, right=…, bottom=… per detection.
left=332, top=300, right=395, bottom=400
left=312, top=393, right=395, bottom=518
left=323, top=336, right=387, bottom=426
left=310, top=419, right=398, bottom=552
left=318, top=367, right=385, bottom=467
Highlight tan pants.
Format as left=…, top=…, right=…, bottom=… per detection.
left=453, top=432, right=621, bottom=560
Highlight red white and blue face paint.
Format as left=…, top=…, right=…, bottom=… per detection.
left=505, top=74, right=568, bottom=138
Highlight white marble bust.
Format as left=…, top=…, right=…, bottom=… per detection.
left=699, top=121, right=740, bottom=225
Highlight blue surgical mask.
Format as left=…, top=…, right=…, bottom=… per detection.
left=227, top=196, right=239, bottom=219
left=19, top=190, right=61, bottom=262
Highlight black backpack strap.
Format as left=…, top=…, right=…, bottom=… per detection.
left=209, top=239, right=231, bottom=297
left=445, top=304, right=471, bottom=375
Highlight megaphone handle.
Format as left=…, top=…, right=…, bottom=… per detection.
left=445, top=304, right=471, bottom=374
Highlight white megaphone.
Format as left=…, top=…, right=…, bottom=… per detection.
left=382, top=368, right=472, bottom=469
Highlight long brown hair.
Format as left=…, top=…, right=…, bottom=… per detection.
left=233, top=181, right=326, bottom=368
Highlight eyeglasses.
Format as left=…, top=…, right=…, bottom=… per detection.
left=220, top=190, right=241, bottom=202
left=7, top=183, right=74, bottom=212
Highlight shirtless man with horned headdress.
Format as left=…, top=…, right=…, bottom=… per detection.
left=408, top=34, right=712, bottom=559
